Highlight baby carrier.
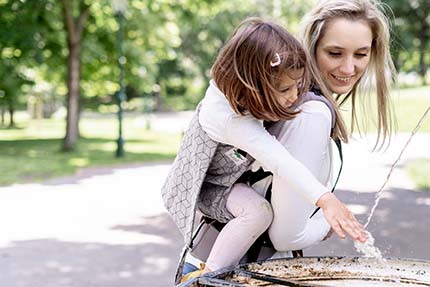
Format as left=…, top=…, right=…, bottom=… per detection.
left=174, top=91, right=344, bottom=285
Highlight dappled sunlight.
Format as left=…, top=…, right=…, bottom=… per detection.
left=140, top=256, right=170, bottom=275
left=87, top=141, right=116, bottom=152
left=379, top=191, right=394, bottom=200
left=0, top=163, right=174, bottom=248
left=68, top=157, right=89, bottom=167
left=27, top=149, right=40, bottom=158
left=0, top=237, right=180, bottom=287
left=416, top=197, right=430, bottom=206
left=0, top=163, right=182, bottom=286
left=346, top=204, right=368, bottom=215
left=45, top=261, right=75, bottom=273
left=0, top=133, right=178, bottom=186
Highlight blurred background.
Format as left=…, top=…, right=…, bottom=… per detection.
left=0, top=0, right=429, bottom=187
left=0, top=0, right=429, bottom=286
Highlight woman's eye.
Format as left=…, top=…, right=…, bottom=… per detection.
left=281, top=88, right=290, bottom=93
left=328, top=51, right=341, bottom=57
left=355, top=53, right=368, bottom=58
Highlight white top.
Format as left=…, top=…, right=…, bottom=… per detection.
left=199, top=80, right=332, bottom=205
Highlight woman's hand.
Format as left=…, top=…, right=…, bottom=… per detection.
left=316, top=192, right=368, bottom=242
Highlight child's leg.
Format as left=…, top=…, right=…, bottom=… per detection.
left=205, top=183, right=273, bottom=271
left=268, top=101, right=332, bottom=251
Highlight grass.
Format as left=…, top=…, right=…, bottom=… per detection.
left=0, top=114, right=181, bottom=186
left=388, top=86, right=430, bottom=190
left=391, top=85, right=430, bottom=132
left=1, top=85, right=429, bottom=188
left=340, top=85, right=430, bottom=133
left=406, top=159, right=430, bottom=191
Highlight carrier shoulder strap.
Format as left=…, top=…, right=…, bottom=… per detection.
left=309, top=137, right=343, bottom=218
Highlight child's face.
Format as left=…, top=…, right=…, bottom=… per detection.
left=276, top=68, right=303, bottom=108
left=315, top=17, right=372, bottom=95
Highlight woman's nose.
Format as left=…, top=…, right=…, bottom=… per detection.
left=339, top=57, right=355, bottom=75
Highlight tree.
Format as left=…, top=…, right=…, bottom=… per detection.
left=0, top=0, right=49, bottom=126
left=387, top=0, right=430, bottom=85
left=0, top=0, right=317, bottom=136
left=61, top=0, right=91, bottom=150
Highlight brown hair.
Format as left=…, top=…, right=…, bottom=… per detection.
left=300, top=0, right=396, bottom=148
left=211, top=17, right=310, bottom=122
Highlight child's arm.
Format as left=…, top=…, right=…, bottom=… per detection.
left=200, top=106, right=327, bottom=204
left=200, top=82, right=325, bottom=203
left=199, top=85, right=367, bottom=242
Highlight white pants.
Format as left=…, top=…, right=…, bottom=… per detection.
left=205, top=101, right=333, bottom=270
left=205, top=183, right=273, bottom=271
left=268, top=101, right=332, bottom=251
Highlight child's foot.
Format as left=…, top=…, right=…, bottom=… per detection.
left=182, top=262, right=199, bottom=277
left=180, top=263, right=209, bottom=283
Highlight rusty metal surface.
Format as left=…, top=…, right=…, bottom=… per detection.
left=178, top=257, right=430, bottom=287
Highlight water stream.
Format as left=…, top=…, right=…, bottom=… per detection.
left=354, top=231, right=384, bottom=261
left=355, top=107, right=430, bottom=258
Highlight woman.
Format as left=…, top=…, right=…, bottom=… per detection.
left=300, top=0, right=395, bottom=147
left=166, top=17, right=367, bottom=285
left=179, top=0, right=396, bottom=281
left=267, top=0, right=396, bottom=253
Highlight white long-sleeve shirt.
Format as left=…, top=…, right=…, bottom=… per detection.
left=198, top=80, right=331, bottom=205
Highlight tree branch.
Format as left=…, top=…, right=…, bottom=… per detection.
left=61, top=0, right=76, bottom=45
left=76, top=1, right=91, bottom=39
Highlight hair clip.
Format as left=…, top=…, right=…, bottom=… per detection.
left=270, top=53, right=281, bottom=67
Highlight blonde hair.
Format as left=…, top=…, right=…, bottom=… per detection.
left=211, top=17, right=310, bottom=122
left=300, top=0, right=396, bottom=148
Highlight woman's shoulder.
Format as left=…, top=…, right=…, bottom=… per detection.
left=298, top=89, right=334, bottom=126
left=300, top=100, right=331, bottom=116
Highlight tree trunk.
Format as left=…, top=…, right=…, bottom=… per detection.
left=63, top=42, right=81, bottom=150
left=418, top=22, right=429, bottom=86
left=1, top=105, right=4, bottom=126
left=61, top=0, right=90, bottom=151
left=8, top=105, right=14, bottom=127
left=155, top=81, right=165, bottom=112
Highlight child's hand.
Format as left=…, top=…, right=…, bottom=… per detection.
left=316, top=192, right=368, bottom=242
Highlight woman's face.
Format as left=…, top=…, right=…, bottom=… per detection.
left=316, top=17, right=373, bottom=95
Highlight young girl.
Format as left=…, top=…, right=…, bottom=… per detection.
left=161, top=17, right=367, bottom=284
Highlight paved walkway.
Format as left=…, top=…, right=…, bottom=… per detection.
left=0, top=112, right=429, bottom=286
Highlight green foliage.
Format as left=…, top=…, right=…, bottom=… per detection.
left=0, top=115, right=181, bottom=186
left=0, top=0, right=317, bottom=116
left=386, top=0, right=430, bottom=84
left=0, top=0, right=428, bottom=119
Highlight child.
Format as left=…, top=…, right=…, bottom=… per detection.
left=161, top=17, right=368, bottom=284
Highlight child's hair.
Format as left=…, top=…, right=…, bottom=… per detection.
left=211, top=17, right=310, bottom=122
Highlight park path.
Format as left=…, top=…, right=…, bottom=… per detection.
left=0, top=111, right=429, bottom=287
